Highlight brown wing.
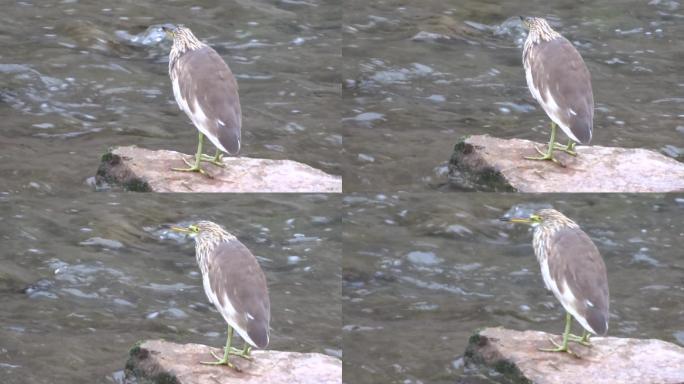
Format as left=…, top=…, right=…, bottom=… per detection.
left=548, top=227, right=609, bottom=335
left=530, top=37, right=594, bottom=143
left=208, top=240, right=270, bottom=348
left=176, top=46, right=242, bottom=154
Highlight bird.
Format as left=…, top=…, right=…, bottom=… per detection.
left=501, top=208, right=609, bottom=354
left=521, top=17, right=594, bottom=164
left=171, top=221, right=270, bottom=369
left=162, top=24, right=242, bottom=176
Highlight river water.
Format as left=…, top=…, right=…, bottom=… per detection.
left=343, top=193, right=684, bottom=383
left=0, top=193, right=341, bottom=383
left=343, top=0, right=684, bottom=191
left=0, top=0, right=341, bottom=194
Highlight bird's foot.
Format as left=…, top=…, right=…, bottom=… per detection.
left=228, top=346, right=252, bottom=360
left=568, top=333, right=592, bottom=347
left=202, top=350, right=240, bottom=371
left=200, top=153, right=225, bottom=167
left=552, top=142, right=577, bottom=156
left=538, top=337, right=577, bottom=357
left=171, top=157, right=212, bottom=177
left=524, top=145, right=562, bottom=165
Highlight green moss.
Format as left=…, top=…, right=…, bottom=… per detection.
left=452, top=136, right=470, bottom=153
left=129, top=340, right=143, bottom=356
left=468, top=333, right=482, bottom=346
left=101, top=149, right=114, bottom=163
left=493, top=359, right=531, bottom=383
left=123, top=178, right=151, bottom=192
left=151, top=372, right=180, bottom=384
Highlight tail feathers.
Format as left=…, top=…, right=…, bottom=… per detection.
left=586, top=310, right=608, bottom=335
left=216, top=122, right=240, bottom=154
left=570, top=118, right=592, bottom=144
left=246, top=320, right=269, bottom=349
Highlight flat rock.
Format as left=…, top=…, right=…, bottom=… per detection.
left=448, top=135, right=684, bottom=192
left=124, top=339, right=341, bottom=384
left=465, top=327, right=684, bottom=384
left=95, top=146, right=342, bottom=193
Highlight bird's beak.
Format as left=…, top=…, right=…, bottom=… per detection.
left=161, top=23, right=176, bottom=37
left=499, top=216, right=532, bottom=224
left=169, top=225, right=191, bottom=233
left=519, top=16, right=530, bottom=29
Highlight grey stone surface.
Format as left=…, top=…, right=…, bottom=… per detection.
left=448, top=135, right=684, bottom=192
left=465, top=327, right=684, bottom=384
left=125, top=339, right=342, bottom=384
left=96, top=146, right=342, bottom=193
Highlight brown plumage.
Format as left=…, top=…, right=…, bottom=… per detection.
left=503, top=208, right=609, bottom=353
left=522, top=17, right=594, bottom=145
left=189, top=221, right=270, bottom=349
left=207, top=240, right=270, bottom=348
left=545, top=226, right=609, bottom=335
left=164, top=24, right=242, bottom=158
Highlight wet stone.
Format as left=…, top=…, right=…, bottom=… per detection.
left=125, top=339, right=342, bottom=384
left=95, top=146, right=342, bottom=193
left=465, top=327, right=684, bottom=384
left=448, top=135, right=684, bottom=192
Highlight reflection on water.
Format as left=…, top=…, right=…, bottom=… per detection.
left=343, top=193, right=684, bottom=383
left=0, top=193, right=341, bottom=383
left=343, top=0, right=684, bottom=191
left=0, top=0, right=341, bottom=194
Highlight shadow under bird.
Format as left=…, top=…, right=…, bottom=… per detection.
left=521, top=17, right=594, bottom=164
left=501, top=209, right=609, bottom=355
left=162, top=24, right=242, bottom=176
left=171, top=221, right=270, bottom=369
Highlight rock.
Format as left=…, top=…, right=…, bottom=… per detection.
left=124, top=340, right=341, bottom=384
left=448, top=135, right=684, bottom=192
left=465, top=327, right=684, bottom=384
left=95, top=146, right=342, bottom=193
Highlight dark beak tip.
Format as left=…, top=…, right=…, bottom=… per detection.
left=499, top=217, right=510, bottom=222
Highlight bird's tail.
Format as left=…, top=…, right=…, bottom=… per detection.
left=586, top=309, right=608, bottom=336
left=246, top=319, right=269, bottom=349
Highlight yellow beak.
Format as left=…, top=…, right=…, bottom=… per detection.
left=500, top=216, right=533, bottom=224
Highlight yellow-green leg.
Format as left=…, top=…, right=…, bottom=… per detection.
left=526, top=122, right=561, bottom=164
left=172, top=131, right=207, bottom=175
left=553, top=139, right=577, bottom=156
left=540, top=312, right=574, bottom=354
left=568, top=329, right=592, bottom=346
left=203, top=326, right=239, bottom=370
left=228, top=343, right=253, bottom=360
left=200, top=149, right=225, bottom=167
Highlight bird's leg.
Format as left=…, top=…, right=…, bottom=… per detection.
left=553, top=139, right=577, bottom=156
left=525, top=122, right=561, bottom=164
left=202, top=326, right=239, bottom=370
left=568, top=330, right=592, bottom=346
left=172, top=132, right=207, bottom=175
left=200, top=149, right=225, bottom=167
left=229, top=343, right=253, bottom=360
left=539, top=312, right=577, bottom=355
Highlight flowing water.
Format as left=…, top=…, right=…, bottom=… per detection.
left=343, top=0, right=684, bottom=191
left=0, top=193, right=341, bottom=383
left=0, top=0, right=341, bottom=194
left=343, top=193, right=684, bottom=383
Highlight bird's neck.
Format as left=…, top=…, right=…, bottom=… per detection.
left=169, top=35, right=206, bottom=66
left=525, top=26, right=561, bottom=47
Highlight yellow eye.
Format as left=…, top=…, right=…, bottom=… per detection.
left=189, top=225, right=200, bottom=233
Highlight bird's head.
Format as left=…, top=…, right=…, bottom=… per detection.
left=500, top=208, right=575, bottom=228
left=519, top=16, right=559, bottom=42
left=161, top=24, right=204, bottom=53
left=170, top=220, right=234, bottom=243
